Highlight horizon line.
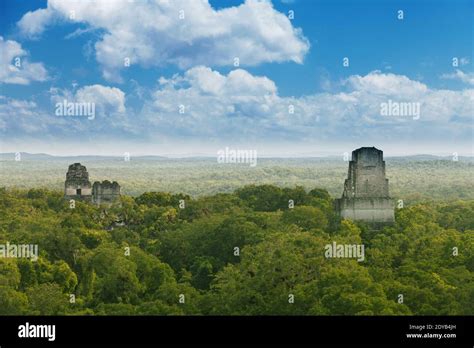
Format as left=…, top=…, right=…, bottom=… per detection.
left=1, top=151, right=473, bottom=159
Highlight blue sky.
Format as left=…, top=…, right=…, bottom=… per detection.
left=0, top=0, right=473, bottom=156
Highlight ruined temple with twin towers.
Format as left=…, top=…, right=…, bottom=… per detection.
left=64, top=163, right=120, bottom=205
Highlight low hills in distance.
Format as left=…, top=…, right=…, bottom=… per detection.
left=1, top=152, right=473, bottom=161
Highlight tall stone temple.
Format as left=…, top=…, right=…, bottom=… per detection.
left=64, top=163, right=120, bottom=205
left=335, top=147, right=395, bottom=223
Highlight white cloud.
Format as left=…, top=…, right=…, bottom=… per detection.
left=180, top=66, right=277, bottom=97
left=50, top=85, right=125, bottom=113
left=0, top=96, right=67, bottom=134
left=441, top=69, right=474, bottom=86
left=17, top=8, right=54, bottom=39
left=0, top=84, right=128, bottom=142
left=75, top=85, right=126, bottom=113
left=17, top=0, right=310, bottom=81
left=147, top=66, right=279, bottom=137
left=0, top=93, right=128, bottom=152
left=142, top=68, right=473, bottom=143
left=344, top=70, right=428, bottom=96
left=0, top=36, right=48, bottom=85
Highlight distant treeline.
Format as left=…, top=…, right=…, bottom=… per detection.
left=1, top=158, right=473, bottom=203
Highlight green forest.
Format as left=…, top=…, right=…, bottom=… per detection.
left=0, top=185, right=473, bottom=315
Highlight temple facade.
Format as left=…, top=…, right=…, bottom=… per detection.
left=335, top=147, right=395, bottom=223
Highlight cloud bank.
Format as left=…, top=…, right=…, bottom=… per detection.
left=140, top=67, right=473, bottom=143
left=2, top=69, right=471, bottom=153
left=17, top=0, right=310, bottom=81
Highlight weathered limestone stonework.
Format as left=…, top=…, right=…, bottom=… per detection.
left=64, top=163, right=120, bottom=205
left=335, top=147, right=394, bottom=223
left=92, top=180, right=121, bottom=205
left=64, top=163, right=92, bottom=201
